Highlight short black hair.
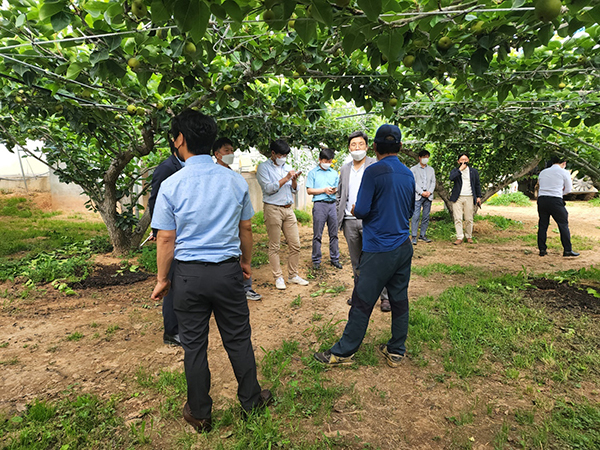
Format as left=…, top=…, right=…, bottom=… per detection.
left=375, top=139, right=401, bottom=155
left=550, top=155, right=566, bottom=165
left=270, top=139, right=291, bottom=156
left=347, top=131, right=368, bottom=147
left=418, top=150, right=430, bottom=158
left=170, top=109, right=218, bottom=155
left=319, top=148, right=335, bottom=161
left=212, top=137, right=233, bottom=155
left=457, top=152, right=469, bottom=160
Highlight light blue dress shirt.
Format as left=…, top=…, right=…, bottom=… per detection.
left=256, top=158, right=297, bottom=206
left=306, top=165, right=339, bottom=202
left=151, top=155, right=254, bottom=262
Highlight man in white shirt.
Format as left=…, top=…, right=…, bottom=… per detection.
left=336, top=131, right=390, bottom=312
left=537, top=157, right=579, bottom=257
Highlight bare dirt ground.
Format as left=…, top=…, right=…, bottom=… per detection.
left=1, top=200, right=599, bottom=449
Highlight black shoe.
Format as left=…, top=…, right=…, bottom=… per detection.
left=243, top=389, right=274, bottom=418
left=330, top=261, right=343, bottom=269
left=313, top=263, right=320, bottom=270
left=419, top=236, right=432, bottom=243
left=539, top=250, right=547, bottom=256
left=380, top=299, right=391, bottom=312
left=563, top=251, right=580, bottom=257
left=164, top=333, right=182, bottom=347
left=183, top=402, right=211, bottom=433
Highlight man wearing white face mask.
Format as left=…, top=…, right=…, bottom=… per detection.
left=410, top=150, right=436, bottom=245
left=213, top=138, right=263, bottom=301
left=336, top=131, right=390, bottom=312
left=257, top=139, right=308, bottom=290
left=306, top=148, right=341, bottom=270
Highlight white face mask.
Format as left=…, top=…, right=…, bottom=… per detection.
left=221, top=154, right=235, bottom=166
left=351, top=150, right=367, bottom=161
left=276, top=157, right=287, bottom=166
left=320, top=163, right=331, bottom=170
left=421, top=158, right=429, bottom=165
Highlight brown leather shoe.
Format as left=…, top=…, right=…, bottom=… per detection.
left=183, top=402, right=211, bottom=433
left=466, top=238, right=474, bottom=244
left=380, top=299, right=391, bottom=312
left=257, top=389, right=274, bottom=408
left=453, top=239, right=463, bottom=245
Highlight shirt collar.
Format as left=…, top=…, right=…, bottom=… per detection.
left=186, top=155, right=214, bottom=165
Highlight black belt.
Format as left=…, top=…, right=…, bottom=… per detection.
left=265, top=203, right=293, bottom=208
left=178, top=256, right=239, bottom=266
left=314, top=200, right=336, bottom=203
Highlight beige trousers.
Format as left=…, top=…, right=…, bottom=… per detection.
left=452, top=195, right=474, bottom=240
left=263, top=203, right=301, bottom=279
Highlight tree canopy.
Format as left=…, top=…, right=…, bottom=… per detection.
left=1, top=0, right=599, bottom=252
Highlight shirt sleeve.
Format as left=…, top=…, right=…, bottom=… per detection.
left=256, top=162, right=281, bottom=195
left=428, top=167, right=436, bottom=193
left=353, top=168, right=376, bottom=219
left=240, top=187, right=255, bottom=221
left=563, top=170, right=572, bottom=195
left=150, top=185, right=176, bottom=231
left=306, top=169, right=315, bottom=189
left=333, top=171, right=339, bottom=187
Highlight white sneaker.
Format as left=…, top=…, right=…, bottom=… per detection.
left=288, top=275, right=309, bottom=286
left=275, top=277, right=286, bottom=290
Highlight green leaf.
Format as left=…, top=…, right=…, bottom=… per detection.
left=89, top=49, right=109, bottom=66
left=251, top=59, right=263, bottom=71
left=51, top=11, right=71, bottom=32
left=137, top=70, right=153, bottom=87
left=310, top=0, right=333, bottom=26
left=497, top=84, right=510, bottom=104
left=104, top=2, right=123, bottom=21
left=210, top=3, right=228, bottom=20
left=295, top=18, right=318, bottom=44
left=173, top=0, right=200, bottom=32
left=151, top=0, right=171, bottom=23
left=223, top=0, right=244, bottom=23
left=470, top=48, right=489, bottom=76
left=83, top=2, right=109, bottom=18
left=342, top=30, right=365, bottom=55
left=282, top=0, right=297, bottom=20
left=523, top=41, right=536, bottom=59
left=66, top=62, right=84, bottom=80
left=512, top=0, right=525, bottom=8
left=377, top=28, right=404, bottom=62
left=15, top=14, right=26, bottom=27
left=538, top=23, right=553, bottom=46
left=39, top=1, right=66, bottom=21
left=357, top=0, right=382, bottom=21
left=190, top=1, right=210, bottom=42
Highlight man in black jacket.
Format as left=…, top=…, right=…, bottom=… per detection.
left=147, top=142, right=184, bottom=346
left=448, top=153, right=481, bottom=245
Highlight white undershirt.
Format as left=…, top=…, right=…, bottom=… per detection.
left=345, top=163, right=366, bottom=216
left=460, top=168, right=472, bottom=196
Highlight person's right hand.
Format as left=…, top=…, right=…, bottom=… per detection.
left=151, top=279, right=171, bottom=301
left=287, top=170, right=297, bottom=181
left=148, top=231, right=156, bottom=242
left=241, top=261, right=252, bottom=279
left=459, top=162, right=468, bottom=171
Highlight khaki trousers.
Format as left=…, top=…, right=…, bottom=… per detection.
left=263, top=203, right=301, bottom=279
left=452, top=195, right=474, bottom=240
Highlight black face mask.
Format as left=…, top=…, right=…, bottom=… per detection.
left=169, top=139, right=184, bottom=161
left=459, top=161, right=468, bottom=166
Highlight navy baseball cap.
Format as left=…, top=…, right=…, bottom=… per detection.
left=374, top=124, right=402, bottom=144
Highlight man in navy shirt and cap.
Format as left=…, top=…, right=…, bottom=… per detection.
left=314, top=124, right=415, bottom=368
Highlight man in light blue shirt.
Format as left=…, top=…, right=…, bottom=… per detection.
left=256, top=139, right=308, bottom=290
left=537, top=156, right=578, bottom=257
left=306, top=148, right=342, bottom=270
left=151, top=109, right=271, bottom=433
left=410, top=150, right=436, bottom=245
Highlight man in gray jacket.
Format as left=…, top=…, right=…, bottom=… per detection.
left=410, top=150, right=436, bottom=245
left=336, top=131, right=390, bottom=312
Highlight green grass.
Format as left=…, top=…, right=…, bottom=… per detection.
left=486, top=192, right=532, bottom=206
left=412, top=263, right=487, bottom=277
left=518, top=233, right=596, bottom=251
left=0, top=394, right=132, bottom=449
left=0, top=197, right=108, bottom=258
left=294, top=209, right=312, bottom=224
left=137, top=245, right=157, bottom=273
left=476, top=214, right=523, bottom=230
left=66, top=332, right=84, bottom=341
left=587, top=196, right=600, bottom=206
left=427, top=210, right=524, bottom=241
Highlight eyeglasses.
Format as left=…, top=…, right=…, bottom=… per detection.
left=349, top=142, right=366, bottom=149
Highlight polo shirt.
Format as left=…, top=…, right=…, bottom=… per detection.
left=306, top=165, right=339, bottom=202
left=353, top=156, right=415, bottom=252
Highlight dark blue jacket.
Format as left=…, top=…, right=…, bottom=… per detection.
left=449, top=166, right=481, bottom=204
left=148, top=154, right=182, bottom=235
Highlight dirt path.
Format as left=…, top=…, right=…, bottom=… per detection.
left=1, top=202, right=598, bottom=448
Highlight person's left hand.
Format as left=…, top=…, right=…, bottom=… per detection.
left=350, top=204, right=355, bottom=216
left=422, top=191, right=430, bottom=198
left=151, top=279, right=171, bottom=300
left=241, top=261, right=252, bottom=279
left=476, top=197, right=482, bottom=207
